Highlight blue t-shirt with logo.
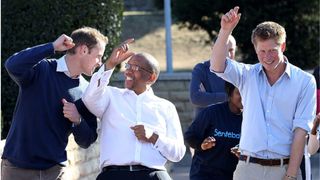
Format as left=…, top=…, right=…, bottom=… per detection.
left=185, top=101, right=242, bottom=180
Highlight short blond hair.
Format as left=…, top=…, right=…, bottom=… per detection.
left=251, top=21, right=286, bottom=46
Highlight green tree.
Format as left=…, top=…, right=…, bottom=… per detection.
left=172, top=0, right=319, bottom=68
left=1, top=0, right=124, bottom=138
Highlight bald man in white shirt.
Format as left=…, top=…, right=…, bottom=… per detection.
left=81, top=39, right=186, bottom=180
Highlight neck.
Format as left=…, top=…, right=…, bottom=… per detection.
left=265, top=61, right=286, bottom=85
left=65, top=54, right=81, bottom=78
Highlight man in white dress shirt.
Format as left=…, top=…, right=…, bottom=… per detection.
left=210, top=7, right=316, bottom=180
left=81, top=39, right=186, bottom=180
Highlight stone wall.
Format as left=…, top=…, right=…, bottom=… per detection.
left=0, top=72, right=193, bottom=179
left=64, top=72, right=193, bottom=179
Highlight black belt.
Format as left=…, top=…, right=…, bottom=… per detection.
left=239, top=155, right=289, bottom=166
left=102, top=165, right=157, bottom=172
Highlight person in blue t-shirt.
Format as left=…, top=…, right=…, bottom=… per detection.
left=1, top=27, right=114, bottom=180
left=185, top=82, right=243, bottom=180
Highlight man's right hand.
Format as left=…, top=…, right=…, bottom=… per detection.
left=220, top=6, right=241, bottom=32
left=53, top=34, right=75, bottom=52
left=105, top=38, right=135, bottom=70
left=201, top=136, right=216, bottom=150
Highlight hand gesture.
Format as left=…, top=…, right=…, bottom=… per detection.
left=201, top=136, right=216, bottom=150
left=130, top=124, right=154, bottom=143
left=53, top=34, right=75, bottom=52
left=62, top=98, right=81, bottom=124
left=105, top=38, right=135, bottom=69
left=221, top=6, right=241, bottom=32
left=230, top=144, right=240, bottom=158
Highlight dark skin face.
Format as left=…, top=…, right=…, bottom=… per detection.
left=228, top=88, right=243, bottom=114
left=201, top=88, right=242, bottom=151
left=124, top=55, right=154, bottom=95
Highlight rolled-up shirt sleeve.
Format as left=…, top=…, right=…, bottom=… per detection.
left=292, top=77, right=316, bottom=132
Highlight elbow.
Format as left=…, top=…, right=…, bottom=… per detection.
left=77, top=134, right=97, bottom=149
left=210, top=59, right=225, bottom=73
left=4, top=59, right=14, bottom=73
left=171, top=145, right=186, bottom=162
left=189, top=93, right=202, bottom=106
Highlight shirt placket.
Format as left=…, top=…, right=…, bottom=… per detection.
left=134, top=95, right=143, bottom=162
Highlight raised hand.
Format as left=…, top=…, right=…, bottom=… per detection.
left=105, top=38, right=135, bottom=69
left=221, top=6, right=241, bottom=32
left=62, top=98, right=81, bottom=124
left=201, top=136, right=216, bottom=150
left=53, top=34, right=75, bottom=52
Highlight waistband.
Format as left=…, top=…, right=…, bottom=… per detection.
left=239, top=155, right=289, bottom=166
left=102, top=165, right=159, bottom=172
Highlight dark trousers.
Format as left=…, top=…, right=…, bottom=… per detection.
left=96, top=169, right=172, bottom=180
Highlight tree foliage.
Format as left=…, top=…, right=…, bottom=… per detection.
left=1, top=0, right=124, bottom=138
left=172, top=0, right=319, bottom=67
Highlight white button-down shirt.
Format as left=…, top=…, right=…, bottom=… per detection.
left=82, top=66, right=186, bottom=170
left=214, top=58, right=316, bottom=158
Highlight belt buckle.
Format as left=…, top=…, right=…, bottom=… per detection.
left=129, top=165, right=133, bottom=171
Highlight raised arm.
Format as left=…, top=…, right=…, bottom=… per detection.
left=5, top=34, right=74, bottom=85
left=210, top=6, right=241, bottom=72
left=190, top=64, right=227, bottom=107
left=82, top=39, right=135, bottom=117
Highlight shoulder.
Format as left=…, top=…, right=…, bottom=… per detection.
left=193, top=60, right=210, bottom=70
left=35, top=59, right=57, bottom=70
left=288, top=63, right=315, bottom=83
left=152, top=95, right=176, bottom=108
left=201, top=102, right=225, bottom=114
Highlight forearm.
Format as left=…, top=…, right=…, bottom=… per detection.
left=190, top=91, right=227, bottom=107
left=210, top=29, right=232, bottom=72
left=72, top=99, right=98, bottom=148
left=82, top=66, right=113, bottom=117
left=72, top=119, right=98, bottom=148
left=154, top=134, right=186, bottom=162
left=307, top=134, right=320, bottom=155
left=184, top=136, right=202, bottom=150
left=286, top=128, right=307, bottom=178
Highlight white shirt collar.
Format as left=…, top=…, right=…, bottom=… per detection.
left=56, top=55, right=79, bottom=79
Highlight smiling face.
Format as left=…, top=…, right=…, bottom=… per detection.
left=255, top=39, right=285, bottom=73
left=80, top=40, right=106, bottom=76
left=124, top=55, right=154, bottom=94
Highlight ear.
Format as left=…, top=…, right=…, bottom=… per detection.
left=280, top=42, right=286, bottom=52
left=78, top=44, right=89, bottom=55
left=147, top=73, right=157, bottom=84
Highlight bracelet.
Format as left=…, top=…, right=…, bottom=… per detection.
left=285, top=174, right=297, bottom=180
